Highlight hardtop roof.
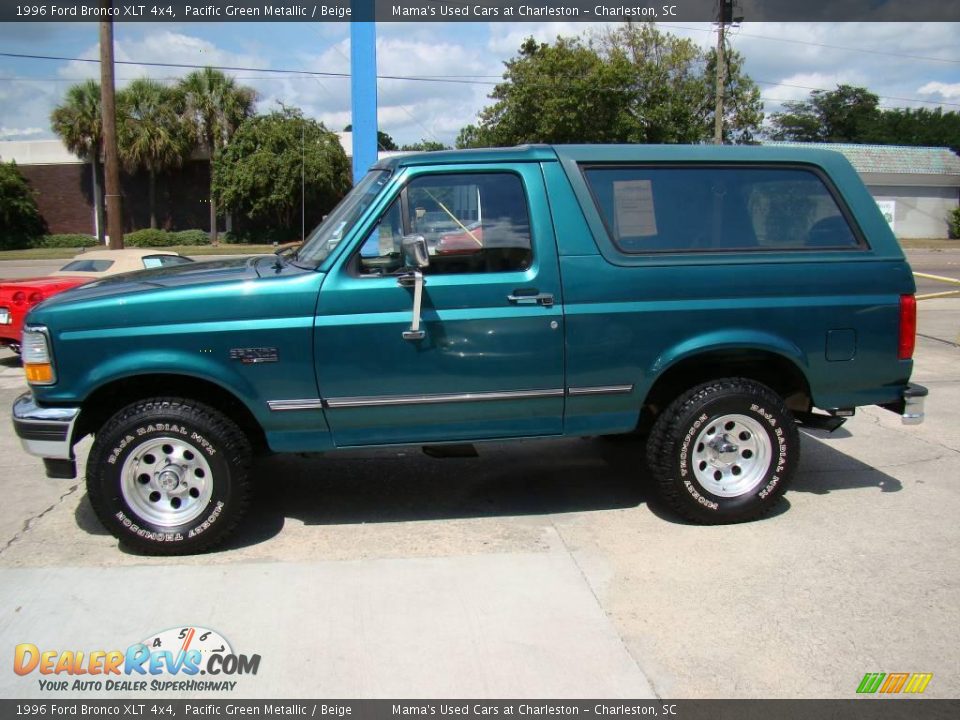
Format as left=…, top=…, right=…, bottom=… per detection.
left=372, top=143, right=857, bottom=172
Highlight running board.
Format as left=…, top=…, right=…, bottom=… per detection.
left=795, top=412, right=847, bottom=433
left=421, top=444, right=479, bottom=458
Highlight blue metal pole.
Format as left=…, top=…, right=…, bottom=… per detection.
left=350, top=5, right=378, bottom=184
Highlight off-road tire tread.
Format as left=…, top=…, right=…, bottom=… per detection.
left=646, top=378, right=797, bottom=524
left=86, top=397, right=252, bottom=555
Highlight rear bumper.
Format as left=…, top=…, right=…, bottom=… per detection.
left=12, top=392, right=80, bottom=460
left=880, top=383, right=928, bottom=425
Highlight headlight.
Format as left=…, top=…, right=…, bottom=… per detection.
left=22, top=325, right=56, bottom=385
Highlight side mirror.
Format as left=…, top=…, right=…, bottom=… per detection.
left=401, top=235, right=430, bottom=269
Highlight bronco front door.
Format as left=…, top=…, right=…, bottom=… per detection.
left=314, top=163, right=564, bottom=446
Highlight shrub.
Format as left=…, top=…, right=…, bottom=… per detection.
left=949, top=207, right=960, bottom=239
left=35, top=233, right=100, bottom=248
left=125, top=228, right=171, bottom=247
left=171, top=229, right=211, bottom=246
left=0, top=161, right=47, bottom=250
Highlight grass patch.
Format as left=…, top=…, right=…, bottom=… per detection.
left=0, top=245, right=279, bottom=261
left=166, top=245, right=277, bottom=256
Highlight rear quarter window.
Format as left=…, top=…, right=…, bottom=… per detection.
left=59, top=259, right=114, bottom=272
left=142, top=255, right=193, bottom=269
left=582, top=165, right=862, bottom=254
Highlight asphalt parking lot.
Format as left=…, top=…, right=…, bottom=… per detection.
left=0, top=260, right=957, bottom=699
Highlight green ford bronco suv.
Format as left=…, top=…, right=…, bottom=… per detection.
left=12, top=145, right=926, bottom=554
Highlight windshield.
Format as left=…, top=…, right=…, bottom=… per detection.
left=297, top=170, right=392, bottom=267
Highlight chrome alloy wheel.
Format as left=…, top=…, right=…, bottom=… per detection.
left=120, top=436, right=214, bottom=527
left=691, top=414, right=772, bottom=498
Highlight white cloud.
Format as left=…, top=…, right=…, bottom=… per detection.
left=725, top=22, right=960, bottom=117
left=58, top=30, right=270, bottom=88
left=917, top=81, right=960, bottom=101
left=762, top=71, right=867, bottom=105
left=486, top=21, right=607, bottom=55
left=0, top=126, right=45, bottom=139
left=3, top=21, right=960, bottom=151
left=0, top=70, right=66, bottom=147
left=285, top=32, right=501, bottom=145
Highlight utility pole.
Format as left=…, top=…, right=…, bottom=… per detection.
left=99, top=1, right=124, bottom=249
left=713, top=0, right=728, bottom=145
left=350, top=0, right=378, bottom=184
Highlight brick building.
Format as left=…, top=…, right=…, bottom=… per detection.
left=1, top=133, right=369, bottom=238
left=0, top=139, right=213, bottom=236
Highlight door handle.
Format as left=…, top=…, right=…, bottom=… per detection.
left=397, top=271, right=426, bottom=340
left=508, top=289, right=554, bottom=307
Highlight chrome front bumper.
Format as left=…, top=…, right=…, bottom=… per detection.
left=12, top=392, right=80, bottom=460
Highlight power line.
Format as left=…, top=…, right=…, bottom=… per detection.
left=752, top=78, right=960, bottom=109
left=0, top=51, right=496, bottom=85
left=659, top=23, right=960, bottom=65
left=321, top=32, right=448, bottom=148
left=3, top=50, right=958, bottom=110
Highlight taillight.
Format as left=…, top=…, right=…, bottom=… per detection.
left=27, top=291, right=44, bottom=305
left=12, top=291, right=25, bottom=306
left=898, top=294, right=916, bottom=360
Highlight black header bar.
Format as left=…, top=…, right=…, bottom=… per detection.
left=3, top=0, right=959, bottom=23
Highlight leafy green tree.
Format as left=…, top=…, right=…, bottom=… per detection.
left=400, top=140, right=450, bottom=152
left=0, top=161, right=47, bottom=250
left=459, top=24, right=762, bottom=147
left=455, top=124, right=492, bottom=149
left=468, top=36, right=622, bottom=145
left=598, top=24, right=713, bottom=143
left=50, top=79, right=105, bottom=243
left=117, top=79, right=193, bottom=229
left=179, top=68, right=256, bottom=244
left=213, top=108, right=351, bottom=240
left=704, top=42, right=764, bottom=144
left=861, top=107, right=960, bottom=154
left=343, top=124, right=399, bottom=151
left=769, top=85, right=881, bottom=142
left=949, top=206, right=960, bottom=239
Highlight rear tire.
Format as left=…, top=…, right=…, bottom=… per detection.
left=86, top=398, right=252, bottom=555
left=646, top=378, right=798, bottom=524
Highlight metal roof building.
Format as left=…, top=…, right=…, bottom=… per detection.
left=769, top=142, right=960, bottom=239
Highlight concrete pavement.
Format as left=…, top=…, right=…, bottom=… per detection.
left=1, top=553, right=655, bottom=699
left=0, top=302, right=957, bottom=699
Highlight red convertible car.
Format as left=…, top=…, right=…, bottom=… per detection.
left=0, top=249, right=192, bottom=353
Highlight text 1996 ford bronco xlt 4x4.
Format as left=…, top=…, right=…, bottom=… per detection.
left=12, top=145, right=926, bottom=554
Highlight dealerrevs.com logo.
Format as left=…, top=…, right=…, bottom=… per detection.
left=13, top=626, right=260, bottom=693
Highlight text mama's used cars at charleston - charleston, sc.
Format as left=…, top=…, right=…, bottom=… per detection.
left=12, top=145, right=926, bottom=554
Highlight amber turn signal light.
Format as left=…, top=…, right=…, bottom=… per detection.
left=24, top=363, right=54, bottom=384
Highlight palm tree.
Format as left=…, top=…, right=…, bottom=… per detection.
left=179, top=68, right=256, bottom=244
left=50, top=80, right=105, bottom=242
left=117, top=79, right=193, bottom=229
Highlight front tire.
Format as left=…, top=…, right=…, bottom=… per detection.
left=86, top=398, right=252, bottom=555
left=646, top=378, right=799, bottom=524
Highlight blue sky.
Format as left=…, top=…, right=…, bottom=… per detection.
left=1, top=21, right=958, bottom=146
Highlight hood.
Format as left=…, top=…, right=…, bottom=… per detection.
left=37, top=255, right=292, bottom=308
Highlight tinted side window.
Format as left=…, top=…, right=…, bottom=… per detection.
left=358, top=173, right=533, bottom=275
left=582, top=166, right=860, bottom=253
